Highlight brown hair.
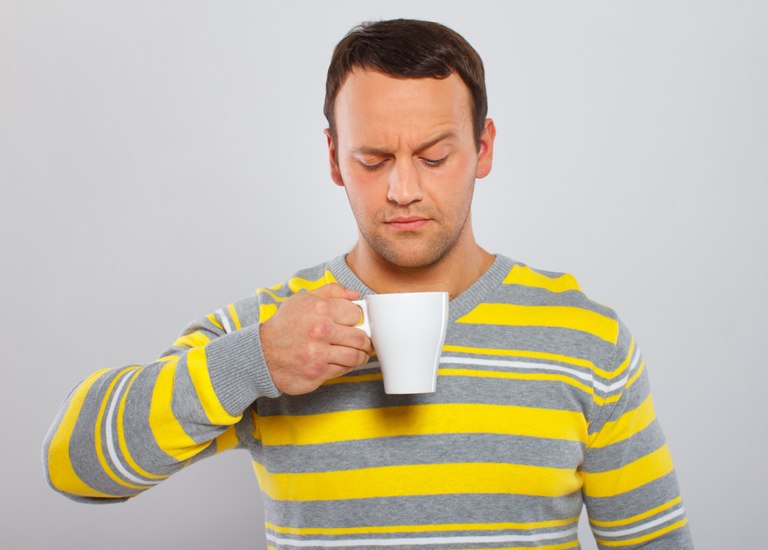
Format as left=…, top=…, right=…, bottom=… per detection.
left=324, top=19, right=487, bottom=147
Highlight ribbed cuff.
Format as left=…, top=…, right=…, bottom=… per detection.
left=206, top=324, right=281, bottom=415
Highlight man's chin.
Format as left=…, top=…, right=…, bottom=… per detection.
left=374, top=244, right=448, bottom=270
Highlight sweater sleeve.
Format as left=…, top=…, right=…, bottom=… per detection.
left=42, top=296, right=280, bottom=503
left=581, top=319, right=694, bottom=548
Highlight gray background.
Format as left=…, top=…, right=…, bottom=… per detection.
left=2, top=1, right=766, bottom=548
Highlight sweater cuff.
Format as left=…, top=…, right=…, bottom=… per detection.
left=206, top=324, right=281, bottom=415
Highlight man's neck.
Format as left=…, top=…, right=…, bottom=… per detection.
left=345, top=241, right=495, bottom=300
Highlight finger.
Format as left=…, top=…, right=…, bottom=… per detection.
left=326, top=298, right=367, bottom=327
left=310, top=283, right=360, bottom=301
left=326, top=345, right=372, bottom=370
left=331, top=325, right=375, bottom=355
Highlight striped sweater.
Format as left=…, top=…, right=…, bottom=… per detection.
left=43, top=255, right=693, bottom=549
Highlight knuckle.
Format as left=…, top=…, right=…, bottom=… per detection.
left=305, top=359, right=326, bottom=380
left=308, top=321, right=330, bottom=340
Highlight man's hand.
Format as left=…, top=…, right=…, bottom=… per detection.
left=260, top=283, right=374, bottom=395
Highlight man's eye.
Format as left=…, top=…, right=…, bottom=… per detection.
left=361, top=160, right=386, bottom=171
left=422, top=156, right=448, bottom=167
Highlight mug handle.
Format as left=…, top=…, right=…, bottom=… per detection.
left=352, top=299, right=370, bottom=337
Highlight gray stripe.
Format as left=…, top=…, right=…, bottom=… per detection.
left=583, top=472, right=685, bottom=521
left=256, top=372, right=592, bottom=418
left=582, top=421, right=667, bottom=473
left=257, top=367, right=592, bottom=417
left=258, top=433, right=585, bottom=474
left=234, top=293, right=267, bottom=324
left=261, top=492, right=583, bottom=528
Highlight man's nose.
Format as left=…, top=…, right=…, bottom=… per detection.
left=386, top=160, right=424, bottom=205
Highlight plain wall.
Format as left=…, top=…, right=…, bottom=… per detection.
left=2, top=1, right=766, bottom=548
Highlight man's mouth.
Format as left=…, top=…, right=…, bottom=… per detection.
left=385, top=216, right=430, bottom=231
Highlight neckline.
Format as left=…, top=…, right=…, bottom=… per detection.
left=328, top=254, right=516, bottom=322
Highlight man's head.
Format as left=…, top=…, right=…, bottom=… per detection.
left=324, top=19, right=487, bottom=148
left=324, top=19, right=495, bottom=275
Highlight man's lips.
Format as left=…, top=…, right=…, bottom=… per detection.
left=384, top=216, right=430, bottom=230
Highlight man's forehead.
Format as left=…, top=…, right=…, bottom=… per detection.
left=334, top=69, right=473, bottom=148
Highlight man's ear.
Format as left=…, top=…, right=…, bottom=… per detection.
left=324, top=129, right=345, bottom=187
left=475, top=118, right=496, bottom=179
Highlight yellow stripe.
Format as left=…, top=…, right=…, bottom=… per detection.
left=581, top=445, right=675, bottom=498
left=265, top=516, right=578, bottom=535
left=215, top=425, right=239, bottom=454
left=93, top=367, right=146, bottom=490
left=503, top=264, right=581, bottom=293
left=116, top=370, right=169, bottom=481
left=457, top=304, right=619, bottom=344
left=207, top=314, right=223, bottom=330
left=186, top=346, right=242, bottom=425
left=588, top=393, right=656, bottom=449
left=590, top=496, right=682, bottom=528
left=595, top=518, right=688, bottom=546
left=259, top=403, right=586, bottom=446
left=287, top=270, right=338, bottom=293
left=148, top=359, right=209, bottom=461
left=443, top=344, right=596, bottom=370
left=256, top=287, right=288, bottom=303
left=227, top=303, right=242, bottom=330
left=322, top=372, right=383, bottom=386
left=595, top=393, right=622, bottom=407
left=253, top=461, right=581, bottom=501
left=172, top=330, right=211, bottom=349
left=259, top=303, right=279, bottom=322
left=47, top=369, right=118, bottom=498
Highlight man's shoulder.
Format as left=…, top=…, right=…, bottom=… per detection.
left=494, top=257, right=623, bottom=344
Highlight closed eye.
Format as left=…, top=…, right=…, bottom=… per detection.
left=360, top=159, right=387, bottom=171
left=421, top=156, right=448, bottom=167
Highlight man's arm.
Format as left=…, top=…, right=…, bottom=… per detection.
left=581, top=320, right=694, bottom=549
left=42, top=284, right=372, bottom=502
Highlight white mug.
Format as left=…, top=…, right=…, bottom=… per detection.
left=354, top=292, right=449, bottom=394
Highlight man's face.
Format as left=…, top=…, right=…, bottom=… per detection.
left=326, top=69, right=495, bottom=269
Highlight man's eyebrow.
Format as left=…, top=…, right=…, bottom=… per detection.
left=353, top=132, right=457, bottom=156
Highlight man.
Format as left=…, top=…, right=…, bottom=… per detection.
left=44, top=19, right=693, bottom=549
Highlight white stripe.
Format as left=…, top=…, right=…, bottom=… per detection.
left=592, top=507, right=685, bottom=538
left=266, top=526, right=578, bottom=548
left=104, top=370, right=160, bottom=486
left=441, top=356, right=594, bottom=383
left=216, top=308, right=233, bottom=334
left=357, top=349, right=641, bottom=394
